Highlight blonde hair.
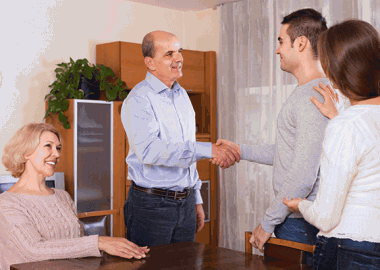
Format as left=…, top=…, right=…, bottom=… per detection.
left=2, top=123, right=62, bottom=178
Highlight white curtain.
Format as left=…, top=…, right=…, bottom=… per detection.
left=216, top=0, right=376, bottom=255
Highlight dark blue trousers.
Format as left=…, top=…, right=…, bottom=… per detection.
left=124, top=184, right=196, bottom=247
left=313, top=236, right=380, bottom=270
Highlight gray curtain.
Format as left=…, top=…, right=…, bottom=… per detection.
left=216, top=0, right=378, bottom=255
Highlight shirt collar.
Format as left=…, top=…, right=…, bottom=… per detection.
left=145, top=72, right=181, bottom=93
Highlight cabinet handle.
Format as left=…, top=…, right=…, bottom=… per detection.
left=186, top=89, right=193, bottom=92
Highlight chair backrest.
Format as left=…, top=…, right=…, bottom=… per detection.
left=79, top=215, right=110, bottom=236
left=245, top=231, right=315, bottom=264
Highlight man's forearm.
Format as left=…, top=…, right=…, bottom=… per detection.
left=130, top=137, right=212, bottom=168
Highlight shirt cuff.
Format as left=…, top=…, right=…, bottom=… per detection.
left=194, top=189, right=203, bottom=205
left=195, top=142, right=212, bottom=160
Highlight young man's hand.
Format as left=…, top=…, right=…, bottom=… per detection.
left=249, top=224, right=271, bottom=253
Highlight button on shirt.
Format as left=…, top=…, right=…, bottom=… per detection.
left=121, top=72, right=212, bottom=204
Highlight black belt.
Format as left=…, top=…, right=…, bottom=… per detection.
left=132, top=182, right=192, bottom=200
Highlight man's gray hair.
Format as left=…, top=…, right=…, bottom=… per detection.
left=142, top=32, right=155, bottom=58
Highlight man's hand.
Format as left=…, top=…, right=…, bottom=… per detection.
left=283, top=197, right=305, bottom=213
left=249, top=224, right=271, bottom=253
left=195, top=204, right=205, bottom=232
left=210, top=139, right=241, bottom=169
left=311, top=82, right=339, bottom=120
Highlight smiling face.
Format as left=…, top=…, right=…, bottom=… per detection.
left=275, top=24, right=299, bottom=74
left=145, top=32, right=183, bottom=88
left=25, top=131, right=62, bottom=178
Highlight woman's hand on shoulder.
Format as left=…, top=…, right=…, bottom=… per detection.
left=311, top=82, right=339, bottom=120
left=283, top=197, right=305, bottom=213
left=98, top=236, right=150, bottom=259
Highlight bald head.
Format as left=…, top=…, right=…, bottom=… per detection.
left=142, top=30, right=176, bottom=58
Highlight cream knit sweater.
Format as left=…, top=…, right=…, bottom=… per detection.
left=299, top=105, right=380, bottom=243
left=0, top=188, right=101, bottom=270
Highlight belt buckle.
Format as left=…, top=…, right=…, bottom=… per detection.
left=175, top=191, right=186, bottom=200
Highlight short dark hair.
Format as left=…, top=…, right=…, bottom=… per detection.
left=282, top=8, right=327, bottom=58
left=142, top=33, right=155, bottom=58
left=318, top=19, right=380, bottom=101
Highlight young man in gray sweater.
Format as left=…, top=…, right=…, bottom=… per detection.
left=214, top=9, right=338, bottom=255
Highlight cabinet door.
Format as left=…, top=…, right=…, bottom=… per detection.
left=46, top=99, right=126, bottom=237
left=177, top=50, right=205, bottom=93
left=120, top=42, right=146, bottom=89
left=75, top=100, right=113, bottom=214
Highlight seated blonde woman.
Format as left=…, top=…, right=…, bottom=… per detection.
left=0, top=123, right=149, bottom=270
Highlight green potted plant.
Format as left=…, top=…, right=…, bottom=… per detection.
left=45, top=58, right=129, bottom=129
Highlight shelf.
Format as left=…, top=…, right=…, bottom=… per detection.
left=196, top=133, right=211, bottom=140
left=78, top=146, right=105, bottom=153
left=186, top=89, right=204, bottom=94
left=78, top=132, right=104, bottom=136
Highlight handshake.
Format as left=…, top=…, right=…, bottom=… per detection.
left=210, top=139, right=241, bottom=169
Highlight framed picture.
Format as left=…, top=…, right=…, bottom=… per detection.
left=200, top=180, right=210, bottom=222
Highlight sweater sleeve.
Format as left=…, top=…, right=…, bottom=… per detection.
left=261, top=93, right=329, bottom=233
left=298, top=121, right=360, bottom=232
left=0, top=198, right=101, bottom=262
left=240, top=144, right=275, bottom=165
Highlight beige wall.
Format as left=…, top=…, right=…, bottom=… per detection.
left=0, top=0, right=219, bottom=175
left=184, top=8, right=220, bottom=52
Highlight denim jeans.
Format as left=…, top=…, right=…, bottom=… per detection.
left=314, top=236, right=380, bottom=270
left=274, top=217, right=319, bottom=266
left=124, top=183, right=196, bottom=247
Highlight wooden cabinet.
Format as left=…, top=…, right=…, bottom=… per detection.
left=96, top=41, right=217, bottom=246
left=45, top=99, right=126, bottom=238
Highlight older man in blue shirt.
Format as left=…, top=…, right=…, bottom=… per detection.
left=121, top=30, right=239, bottom=246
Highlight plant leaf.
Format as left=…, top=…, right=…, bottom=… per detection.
left=58, top=111, right=68, bottom=123
left=61, top=99, right=69, bottom=111
left=106, top=90, right=117, bottom=101
left=63, top=122, right=71, bottom=129
left=83, top=65, right=93, bottom=80
left=119, top=91, right=129, bottom=100
left=54, top=68, right=64, bottom=73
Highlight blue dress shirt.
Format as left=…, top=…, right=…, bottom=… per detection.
left=121, top=72, right=212, bottom=204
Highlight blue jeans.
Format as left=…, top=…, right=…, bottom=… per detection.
left=274, top=217, right=319, bottom=244
left=274, top=217, right=319, bottom=266
left=124, top=184, right=196, bottom=247
left=314, top=236, right=380, bottom=270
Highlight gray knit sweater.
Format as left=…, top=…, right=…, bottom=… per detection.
left=240, top=78, right=331, bottom=234
left=0, top=189, right=101, bottom=270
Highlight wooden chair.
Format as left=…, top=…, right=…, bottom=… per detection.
left=79, top=215, right=110, bottom=236
left=245, top=231, right=315, bottom=264
left=79, top=208, right=123, bottom=237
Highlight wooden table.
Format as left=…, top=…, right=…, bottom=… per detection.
left=11, top=242, right=312, bottom=270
